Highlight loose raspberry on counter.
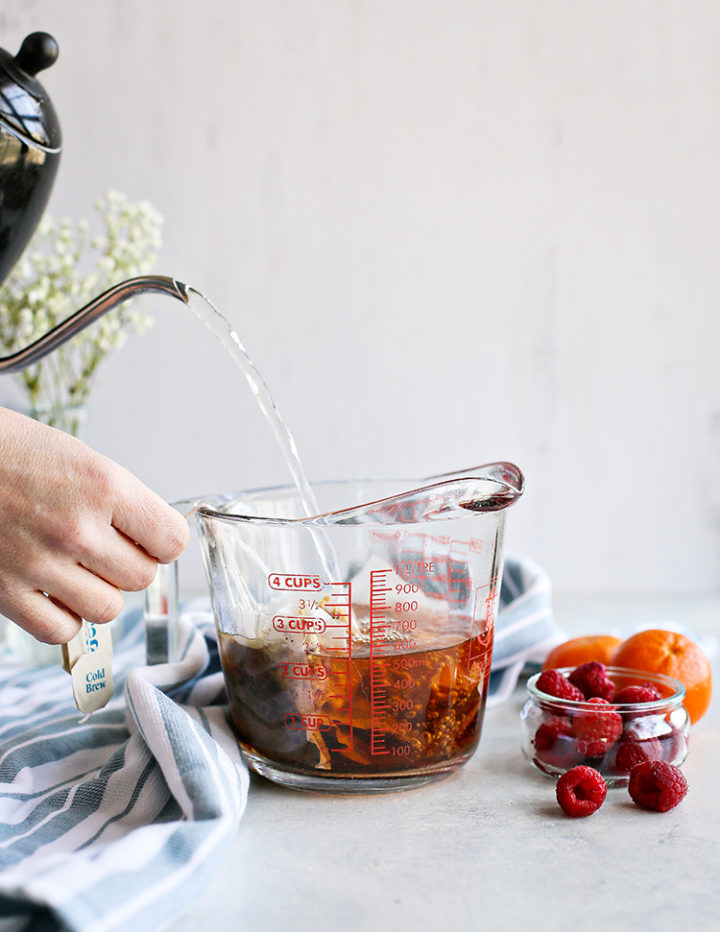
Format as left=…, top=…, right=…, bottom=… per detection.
left=536, top=669, right=586, bottom=702
left=569, top=661, right=615, bottom=701
left=614, top=684, right=662, bottom=704
left=628, top=760, right=688, bottom=812
left=573, top=697, right=623, bottom=758
left=555, top=765, right=607, bottom=817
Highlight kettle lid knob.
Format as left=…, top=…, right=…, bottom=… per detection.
left=0, top=31, right=61, bottom=147
left=13, top=31, right=59, bottom=76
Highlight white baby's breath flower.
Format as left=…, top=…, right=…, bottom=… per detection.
left=37, top=216, right=55, bottom=237
left=32, top=309, right=49, bottom=336
left=98, top=256, right=116, bottom=274
left=46, top=255, right=62, bottom=275
left=46, top=293, right=67, bottom=319
left=27, top=287, right=45, bottom=306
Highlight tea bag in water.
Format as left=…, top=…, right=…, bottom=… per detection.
left=61, top=620, right=114, bottom=714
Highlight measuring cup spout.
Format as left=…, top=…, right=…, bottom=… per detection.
left=0, top=275, right=190, bottom=373
left=303, top=465, right=524, bottom=526
left=429, top=462, right=525, bottom=500
left=422, top=462, right=524, bottom=513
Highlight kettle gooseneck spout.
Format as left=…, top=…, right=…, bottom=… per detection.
left=0, top=276, right=190, bottom=373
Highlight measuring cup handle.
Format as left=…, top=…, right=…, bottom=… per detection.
left=143, top=561, right=179, bottom=665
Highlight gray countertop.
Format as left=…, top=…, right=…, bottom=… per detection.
left=170, top=594, right=720, bottom=930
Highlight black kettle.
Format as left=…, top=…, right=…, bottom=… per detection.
left=0, top=31, right=61, bottom=286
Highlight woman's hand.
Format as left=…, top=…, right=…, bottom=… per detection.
left=0, top=407, right=189, bottom=643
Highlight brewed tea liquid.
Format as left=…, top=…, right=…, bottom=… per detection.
left=218, top=630, right=491, bottom=776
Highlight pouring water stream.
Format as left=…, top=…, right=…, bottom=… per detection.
left=180, top=286, right=342, bottom=584
left=182, top=286, right=320, bottom=520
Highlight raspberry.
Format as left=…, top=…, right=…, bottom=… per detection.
left=555, top=765, right=607, bottom=817
left=535, top=715, right=572, bottom=750
left=614, top=684, right=662, bottom=704
left=573, top=697, right=623, bottom=757
left=610, top=736, right=663, bottom=774
left=533, top=716, right=578, bottom=771
left=536, top=669, right=585, bottom=702
left=628, top=760, right=688, bottom=812
left=569, top=662, right=615, bottom=701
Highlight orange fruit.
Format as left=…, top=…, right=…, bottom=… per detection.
left=542, top=635, right=622, bottom=671
left=611, top=629, right=713, bottom=724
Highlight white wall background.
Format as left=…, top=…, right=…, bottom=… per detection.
left=0, top=0, right=718, bottom=596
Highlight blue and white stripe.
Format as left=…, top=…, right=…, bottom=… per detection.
left=488, top=555, right=559, bottom=705
left=0, top=608, right=249, bottom=932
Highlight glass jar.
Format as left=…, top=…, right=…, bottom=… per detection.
left=520, top=666, right=690, bottom=788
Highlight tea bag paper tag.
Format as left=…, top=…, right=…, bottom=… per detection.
left=62, top=619, right=113, bottom=673
left=62, top=620, right=114, bottom=713
left=70, top=650, right=114, bottom=715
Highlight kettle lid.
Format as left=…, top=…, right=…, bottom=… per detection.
left=0, top=32, right=61, bottom=149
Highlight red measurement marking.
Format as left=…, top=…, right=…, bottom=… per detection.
left=277, top=662, right=328, bottom=681
left=447, top=539, right=470, bottom=603
left=268, top=573, right=322, bottom=591
left=321, top=580, right=354, bottom=757
left=273, top=615, right=326, bottom=634
left=370, top=568, right=394, bottom=756
left=284, top=713, right=331, bottom=731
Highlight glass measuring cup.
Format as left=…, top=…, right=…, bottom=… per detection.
left=151, top=463, right=523, bottom=792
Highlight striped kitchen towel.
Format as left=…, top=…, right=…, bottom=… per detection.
left=0, top=607, right=249, bottom=932
left=487, top=555, right=560, bottom=706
